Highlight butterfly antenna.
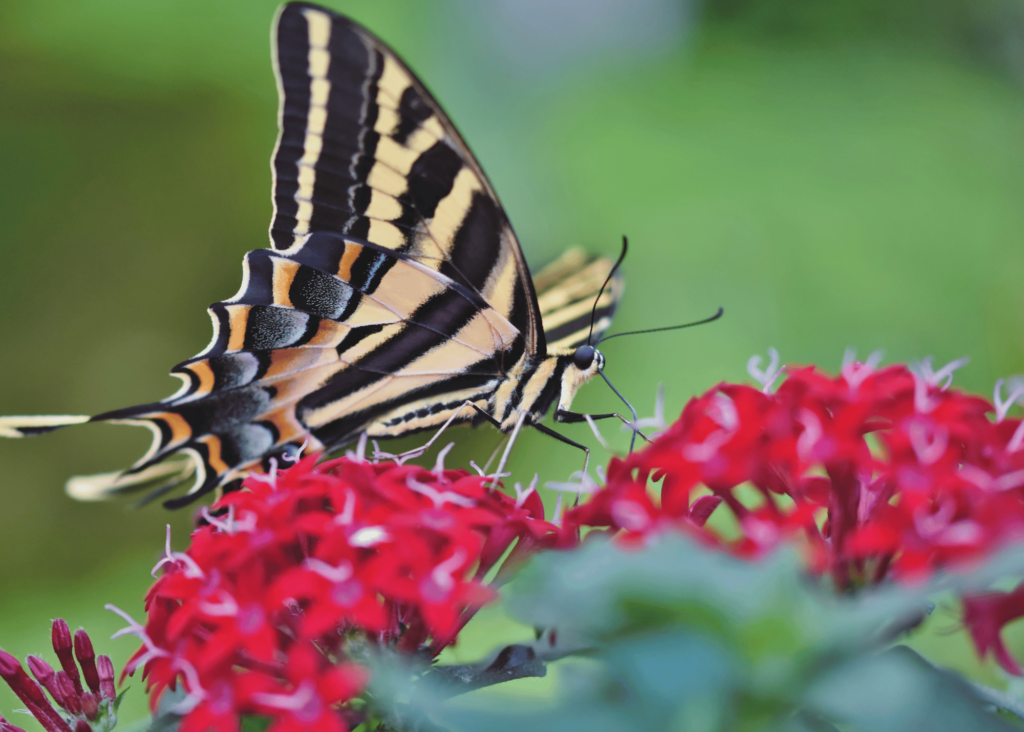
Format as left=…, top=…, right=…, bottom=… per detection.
left=587, top=236, right=629, bottom=346
left=597, top=306, right=724, bottom=346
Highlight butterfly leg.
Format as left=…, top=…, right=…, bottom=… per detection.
left=534, top=422, right=590, bottom=474
left=489, top=411, right=529, bottom=490
left=381, top=400, right=497, bottom=464
left=555, top=409, right=651, bottom=448
left=532, top=422, right=594, bottom=505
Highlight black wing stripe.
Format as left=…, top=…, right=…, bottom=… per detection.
left=310, top=372, right=500, bottom=449
left=272, top=6, right=456, bottom=254
left=272, top=6, right=381, bottom=249
left=393, top=85, right=434, bottom=145
left=296, top=273, right=521, bottom=434
left=405, top=142, right=463, bottom=219
left=163, top=234, right=518, bottom=406
left=313, top=39, right=383, bottom=238
left=269, top=4, right=542, bottom=355
left=270, top=6, right=316, bottom=249
left=441, top=192, right=503, bottom=296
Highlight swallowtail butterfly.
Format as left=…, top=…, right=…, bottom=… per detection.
left=0, top=2, right=627, bottom=508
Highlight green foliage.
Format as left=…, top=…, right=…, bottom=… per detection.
left=239, top=715, right=272, bottom=732
left=2, top=0, right=1024, bottom=727
left=700, top=0, right=1024, bottom=86
left=366, top=535, right=1024, bottom=731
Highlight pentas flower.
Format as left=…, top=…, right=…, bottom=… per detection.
left=571, top=353, right=1024, bottom=673
left=121, top=445, right=565, bottom=732
left=0, top=620, right=119, bottom=732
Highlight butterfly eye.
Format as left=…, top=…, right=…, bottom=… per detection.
left=573, top=345, right=596, bottom=370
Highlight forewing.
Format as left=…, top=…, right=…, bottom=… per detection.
left=270, top=2, right=542, bottom=357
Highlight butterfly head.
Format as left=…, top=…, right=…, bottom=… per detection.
left=552, top=344, right=606, bottom=415
left=571, top=344, right=603, bottom=373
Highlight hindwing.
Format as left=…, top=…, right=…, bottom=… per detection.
left=533, top=248, right=624, bottom=353
left=93, top=232, right=519, bottom=506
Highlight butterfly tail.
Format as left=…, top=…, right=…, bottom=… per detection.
left=0, top=414, right=91, bottom=438
left=65, top=460, right=197, bottom=506
left=0, top=410, right=208, bottom=505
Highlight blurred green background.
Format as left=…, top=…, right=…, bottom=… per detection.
left=2, top=0, right=1024, bottom=726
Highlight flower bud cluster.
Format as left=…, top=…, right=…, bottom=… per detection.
left=128, top=452, right=567, bottom=732
left=0, top=620, right=117, bottom=732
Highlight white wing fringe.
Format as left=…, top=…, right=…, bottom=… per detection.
left=66, top=460, right=196, bottom=502
left=0, top=415, right=90, bottom=438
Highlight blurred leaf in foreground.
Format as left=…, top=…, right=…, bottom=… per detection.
left=367, top=533, right=1024, bottom=731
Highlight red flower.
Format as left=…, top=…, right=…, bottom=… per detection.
left=250, top=645, right=367, bottom=732
left=963, top=585, right=1024, bottom=676
left=109, top=350, right=1024, bottom=706
left=570, top=354, right=1024, bottom=673
left=120, top=446, right=563, bottom=729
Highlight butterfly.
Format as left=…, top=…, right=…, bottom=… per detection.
left=0, top=1, right=633, bottom=508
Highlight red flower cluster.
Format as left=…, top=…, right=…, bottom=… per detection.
left=0, top=620, right=117, bottom=732
left=576, top=356, right=1024, bottom=672
left=124, top=448, right=565, bottom=732
left=118, top=352, right=1024, bottom=706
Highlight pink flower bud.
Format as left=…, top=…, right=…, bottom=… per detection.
left=0, top=650, right=18, bottom=678
left=26, top=656, right=63, bottom=708
left=73, top=630, right=99, bottom=694
left=49, top=620, right=71, bottom=653
left=96, top=655, right=115, bottom=701
left=0, top=651, right=72, bottom=732
left=50, top=620, right=82, bottom=696
left=26, top=654, right=54, bottom=683
left=80, top=692, right=98, bottom=721
left=56, top=672, right=81, bottom=715
left=73, top=721, right=90, bottom=732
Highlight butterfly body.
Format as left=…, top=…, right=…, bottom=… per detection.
left=0, top=2, right=623, bottom=506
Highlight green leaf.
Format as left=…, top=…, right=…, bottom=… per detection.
left=113, top=686, right=129, bottom=713
left=147, top=685, right=185, bottom=732
left=805, top=646, right=1018, bottom=731
left=373, top=533, right=1024, bottom=731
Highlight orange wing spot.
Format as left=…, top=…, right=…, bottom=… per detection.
left=337, top=241, right=364, bottom=282
left=307, top=318, right=353, bottom=348
left=272, top=258, right=300, bottom=307
left=140, top=411, right=194, bottom=449
left=261, top=405, right=307, bottom=445
left=197, top=434, right=230, bottom=476
left=225, top=305, right=250, bottom=352
left=184, top=361, right=216, bottom=397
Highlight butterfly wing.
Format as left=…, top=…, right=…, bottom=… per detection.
left=91, top=232, right=520, bottom=507
left=533, top=248, right=625, bottom=353
left=270, top=2, right=543, bottom=355
left=1, top=2, right=547, bottom=508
